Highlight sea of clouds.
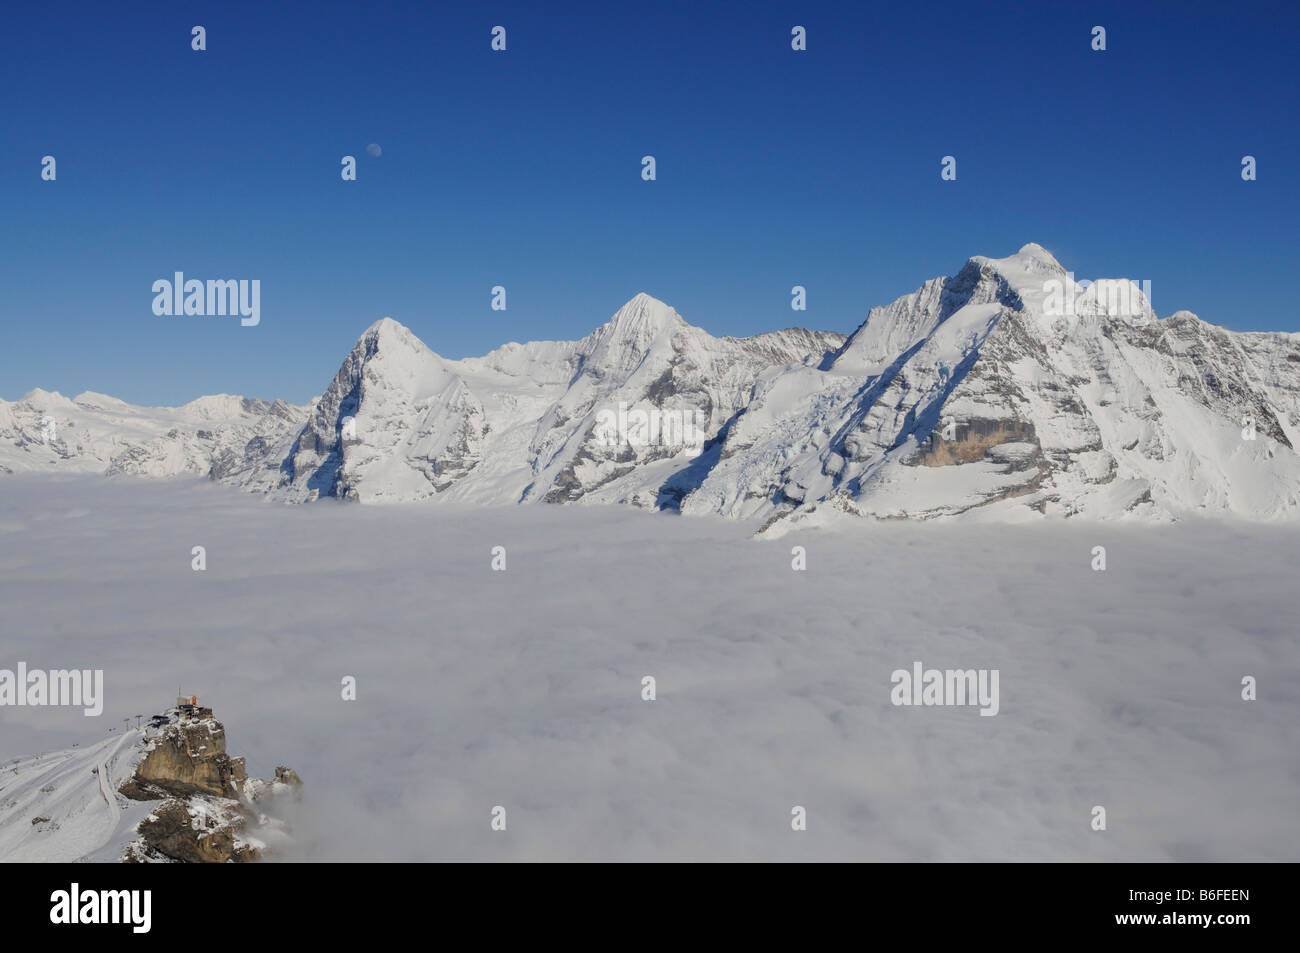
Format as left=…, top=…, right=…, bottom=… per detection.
left=1, top=475, right=1296, bottom=861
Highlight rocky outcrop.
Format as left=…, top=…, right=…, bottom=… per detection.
left=119, top=718, right=301, bottom=864
left=125, top=797, right=261, bottom=864
left=119, top=719, right=235, bottom=800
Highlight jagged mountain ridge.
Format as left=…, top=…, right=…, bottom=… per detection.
left=218, top=293, right=847, bottom=508
left=693, top=244, right=1300, bottom=530
left=5, top=245, right=1298, bottom=525
left=0, top=390, right=309, bottom=480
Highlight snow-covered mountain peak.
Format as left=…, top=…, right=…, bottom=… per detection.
left=10, top=245, right=1300, bottom=525
left=337, top=316, right=453, bottom=396
left=19, top=388, right=78, bottom=411
left=354, top=315, right=433, bottom=357
left=829, top=251, right=1030, bottom=375
left=611, top=292, right=683, bottom=329
left=72, top=391, right=132, bottom=410
left=591, top=293, right=683, bottom=342
left=1015, top=241, right=1063, bottom=267
left=679, top=244, right=1300, bottom=527
left=966, top=242, right=1067, bottom=300
left=977, top=241, right=1064, bottom=276
left=361, top=314, right=405, bottom=334
left=573, top=293, right=688, bottom=378
left=180, top=394, right=260, bottom=419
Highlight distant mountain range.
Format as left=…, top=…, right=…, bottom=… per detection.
left=6, top=244, right=1299, bottom=529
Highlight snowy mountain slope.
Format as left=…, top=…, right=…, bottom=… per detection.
left=681, top=244, right=1300, bottom=528
left=0, top=389, right=309, bottom=481
left=6, top=245, right=1298, bottom=524
left=251, top=294, right=844, bottom=507
left=0, top=729, right=147, bottom=863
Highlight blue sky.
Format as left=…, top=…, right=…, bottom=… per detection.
left=3, top=0, right=1297, bottom=405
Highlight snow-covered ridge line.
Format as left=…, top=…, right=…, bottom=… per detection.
left=0, top=389, right=310, bottom=481
left=6, top=247, right=1299, bottom=525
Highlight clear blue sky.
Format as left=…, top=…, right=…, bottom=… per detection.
left=3, top=0, right=1297, bottom=406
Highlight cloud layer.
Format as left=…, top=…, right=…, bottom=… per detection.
left=2, top=476, right=1296, bottom=861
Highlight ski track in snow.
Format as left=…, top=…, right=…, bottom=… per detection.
left=95, top=730, right=131, bottom=826
left=0, top=729, right=139, bottom=862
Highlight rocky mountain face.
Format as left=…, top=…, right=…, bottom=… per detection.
left=120, top=719, right=301, bottom=863
left=7, top=245, right=1299, bottom=525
